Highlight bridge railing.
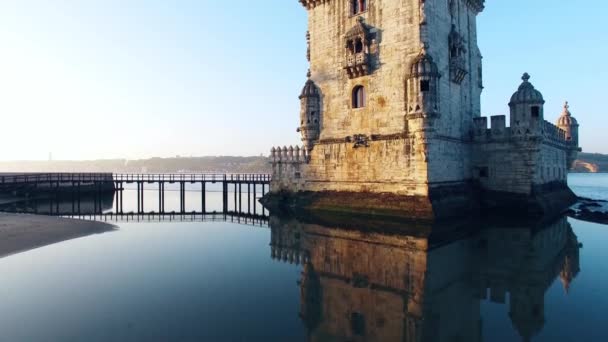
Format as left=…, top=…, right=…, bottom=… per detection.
left=113, top=173, right=271, bottom=183
left=0, top=173, right=113, bottom=185
left=0, top=173, right=271, bottom=185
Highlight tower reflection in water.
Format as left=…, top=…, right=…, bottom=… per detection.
left=269, top=214, right=581, bottom=342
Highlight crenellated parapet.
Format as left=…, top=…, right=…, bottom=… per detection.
left=270, top=245, right=310, bottom=265
left=472, top=115, right=509, bottom=142
left=270, top=146, right=309, bottom=165
left=473, top=115, right=571, bottom=147
left=299, top=0, right=330, bottom=10
left=542, top=121, right=568, bottom=145
left=473, top=116, right=573, bottom=148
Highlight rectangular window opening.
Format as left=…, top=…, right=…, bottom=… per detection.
left=351, top=312, right=366, bottom=336
left=479, top=167, right=489, bottom=178
left=531, top=106, right=540, bottom=118
left=420, top=80, right=430, bottom=92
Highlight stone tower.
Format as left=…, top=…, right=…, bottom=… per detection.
left=265, top=0, right=579, bottom=219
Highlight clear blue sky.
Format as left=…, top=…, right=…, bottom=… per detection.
left=0, top=0, right=604, bottom=161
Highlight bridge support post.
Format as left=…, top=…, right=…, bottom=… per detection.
left=222, top=181, right=227, bottom=214
left=202, top=182, right=206, bottom=214
left=253, top=182, right=257, bottom=215
left=158, top=182, right=162, bottom=214
left=238, top=183, right=242, bottom=213
left=119, top=182, right=124, bottom=214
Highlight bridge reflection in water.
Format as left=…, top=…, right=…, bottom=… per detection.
left=269, top=214, right=581, bottom=342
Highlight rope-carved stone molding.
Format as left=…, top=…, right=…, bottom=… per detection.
left=318, top=132, right=408, bottom=146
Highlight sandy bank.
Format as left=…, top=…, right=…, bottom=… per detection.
left=0, top=213, right=115, bottom=258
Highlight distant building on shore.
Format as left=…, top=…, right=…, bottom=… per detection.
left=265, top=0, right=581, bottom=220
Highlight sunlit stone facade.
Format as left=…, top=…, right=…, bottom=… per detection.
left=265, top=0, right=580, bottom=219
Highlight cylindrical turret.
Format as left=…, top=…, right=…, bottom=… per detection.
left=405, top=47, right=441, bottom=163
left=298, top=70, right=321, bottom=151
left=406, top=48, right=441, bottom=121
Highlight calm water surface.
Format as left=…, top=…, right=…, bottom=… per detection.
left=0, top=174, right=606, bottom=341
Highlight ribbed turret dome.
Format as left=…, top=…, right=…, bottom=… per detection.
left=409, top=50, right=440, bottom=78
left=556, top=101, right=579, bottom=127
left=299, top=70, right=319, bottom=99
left=510, top=73, right=545, bottom=105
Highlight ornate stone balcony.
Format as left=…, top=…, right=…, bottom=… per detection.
left=345, top=52, right=369, bottom=78
left=299, top=0, right=331, bottom=10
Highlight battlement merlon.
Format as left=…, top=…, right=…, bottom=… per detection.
left=270, top=146, right=310, bottom=165
left=298, top=0, right=486, bottom=13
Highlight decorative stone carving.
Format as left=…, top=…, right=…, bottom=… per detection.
left=448, top=0, right=456, bottom=19
left=306, top=31, right=311, bottom=62
left=419, top=0, right=427, bottom=25
left=465, top=0, right=485, bottom=13
left=352, top=134, right=369, bottom=148
left=299, top=0, right=331, bottom=10
left=449, top=25, right=468, bottom=84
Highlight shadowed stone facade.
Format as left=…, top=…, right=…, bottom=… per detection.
left=264, top=0, right=580, bottom=220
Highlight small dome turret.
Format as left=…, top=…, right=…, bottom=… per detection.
left=556, top=101, right=578, bottom=127
left=409, top=51, right=440, bottom=78
left=509, top=73, right=545, bottom=105
left=509, top=73, right=546, bottom=136
left=406, top=47, right=441, bottom=123
left=556, top=101, right=580, bottom=148
left=299, top=70, right=320, bottom=99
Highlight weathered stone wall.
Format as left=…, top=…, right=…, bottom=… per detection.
left=306, top=139, right=427, bottom=195
left=472, top=118, right=572, bottom=195
left=308, top=0, right=420, bottom=139
left=424, top=0, right=483, bottom=184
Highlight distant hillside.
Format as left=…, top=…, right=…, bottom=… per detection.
left=573, top=153, right=608, bottom=173
left=0, top=152, right=604, bottom=174
left=0, top=156, right=271, bottom=174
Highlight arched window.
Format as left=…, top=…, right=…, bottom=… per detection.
left=351, top=0, right=367, bottom=15
left=352, top=85, right=366, bottom=108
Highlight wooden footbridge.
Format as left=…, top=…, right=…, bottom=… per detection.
left=113, top=173, right=271, bottom=215
left=0, top=173, right=272, bottom=216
